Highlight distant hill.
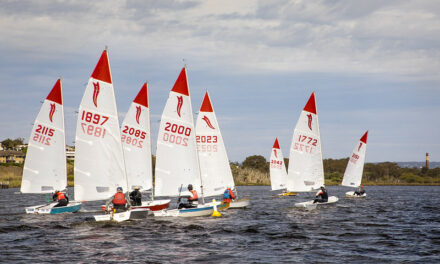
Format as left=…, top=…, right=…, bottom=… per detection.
left=396, top=162, right=440, bottom=168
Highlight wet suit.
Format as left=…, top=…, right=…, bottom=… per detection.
left=313, top=189, right=328, bottom=203
left=178, top=190, right=198, bottom=209
left=129, top=190, right=142, bottom=206
left=52, top=192, right=69, bottom=207
left=354, top=187, right=365, bottom=196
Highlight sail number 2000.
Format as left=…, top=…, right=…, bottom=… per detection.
left=162, top=122, right=191, bottom=146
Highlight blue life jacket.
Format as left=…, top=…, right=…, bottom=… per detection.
left=223, top=189, right=231, bottom=199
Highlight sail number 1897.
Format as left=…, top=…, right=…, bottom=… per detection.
left=80, top=111, right=109, bottom=138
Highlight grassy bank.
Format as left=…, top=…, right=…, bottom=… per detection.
left=1, top=157, right=439, bottom=188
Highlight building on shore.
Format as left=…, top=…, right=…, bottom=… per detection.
left=0, top=150, right=25, bottom=163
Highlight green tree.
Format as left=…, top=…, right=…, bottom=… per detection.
left=242, top=155, right=269, bottom=173
left=1, top=138, right=25, bottom=149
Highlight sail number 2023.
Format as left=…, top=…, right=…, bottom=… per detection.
left=294, top=134, right=318, bottom=153
left=162, top=122, right=191, bottom=146
left=80, top=111, right=108, bottom=138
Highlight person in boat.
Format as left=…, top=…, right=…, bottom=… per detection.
left=178, top=184, right=198, bottom=209
left=129, top=186, right=142, bottom=206
left=354, top=185, right=366, bottom=196
left=222, top=187, right=235, bottom=203
left=52, top=190, right=69, bottom=207
left=105, top=187, right=131, bottom=213
left=313, top=186, right=328, bottom=203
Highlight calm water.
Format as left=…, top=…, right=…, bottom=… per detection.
left=1, top=186, right=439, bottom=263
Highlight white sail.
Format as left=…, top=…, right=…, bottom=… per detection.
left=74, top=50, right=127, bottom=201
left=286, top=92, right=324, bottom=192
left=270, top=138, right=287, bottom=191
left=122, top=83, right=152, bottom=191
left=342, top=131, right=368, bottom=187
left=196, top=92, right=234, bottom=197
left=154, top=68, right=202, bottom=197
left=21, top=79, right=67, bottom=193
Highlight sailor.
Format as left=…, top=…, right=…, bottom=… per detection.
left=313, top=186, right=328, bottom=203
left=222, top=187, right=235, bottom=203
left=178, top=184, right=198, bottom=209
left=129, top=186, right=142, bottom=206
left=52, top=190, right=69, bottom=207
left=354, top=185, right=365, bottom=196
left=105, top=187, right=131, bottom=213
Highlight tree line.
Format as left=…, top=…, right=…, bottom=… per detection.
left=236, top=155, right=440, bottom=185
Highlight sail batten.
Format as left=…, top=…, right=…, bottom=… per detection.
left=122, top=83, right=152, bottom=191
left=342, top=131, right=369, bottom=187
left=21, top=79, right=67, bottom=194
left=286, top=92, right=324, bottom=192
left=270, top=138, right=287, bottom=191
left=154, top=68, right=202, bottom=197
left=196, top=92, right=234, bottom=197
left=74, top=50, right=127, bottom=201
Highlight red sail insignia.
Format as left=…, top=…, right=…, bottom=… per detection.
left=358, top=142, right=363, bottom=152
left=176, top=96, right=183, bottom=117
left=92, top=82, right=100, bottom=107
left=135, top=105, right=142, bottom=124
left=202, top=116, right=215, bottom=129
left=307, top=113, right=313, bottom=130
left=274, top=149, right=278, bottom=158
left=49, top=103, right=56, bottom=122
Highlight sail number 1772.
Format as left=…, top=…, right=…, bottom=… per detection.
left=294, top=134, right=318, bottom=154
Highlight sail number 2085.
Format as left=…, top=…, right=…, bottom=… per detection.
left=162, top=122, right=191, bottom=146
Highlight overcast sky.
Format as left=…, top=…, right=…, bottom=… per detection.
left=0, top=0, right=439, bottom=163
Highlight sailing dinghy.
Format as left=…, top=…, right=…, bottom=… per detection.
left=196, top=92, right=249, bottom=209
left=285, top=93, right=338, bottom=209
left=100, top=83, right=170, bottom=212
left=22, top=79, right=81, bottom=214
left=270, top=138, right=296, bottom=197
left=342, top=131, right=368, bottom=198
left=153, top=68, right=218, bottom=217
left=73, top=49, right=148, bottom=221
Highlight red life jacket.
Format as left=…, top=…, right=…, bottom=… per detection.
left=113, top=192, right=127, bottom=205
left=188, top=190, right=198, bottom=201
left=57, top=192, right=66, bottom=201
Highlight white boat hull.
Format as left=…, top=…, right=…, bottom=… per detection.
left=153, top=204, right=214, bottom=217
left=228, top=198, right=250, bottom=209
left=94, top=208, right=150, bottom=222
left=345, top=191, right=367, bottom=198
left=294, top=196, right=339, bottom=210
left=25, top=201, right=82, bottom=214
left=101, top=199, right=171, bottom=212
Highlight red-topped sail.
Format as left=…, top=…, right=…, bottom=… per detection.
left=91, top=50, right=112, bottom=84
left=360, top=131, right=368, bottom=144
left=133, top=82, right=149, bottom=108
left=303, top=92, right=317, bottom=114
left=273, top=138, right=280, bottom=149
left=200, top=92, right=213, bottom=112
left=46, top=79, right=63, bottom=105
left=171, top=68, right=189, bottom=96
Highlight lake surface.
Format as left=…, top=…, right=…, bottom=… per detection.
left=1, top=186, right=439, bottom=263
